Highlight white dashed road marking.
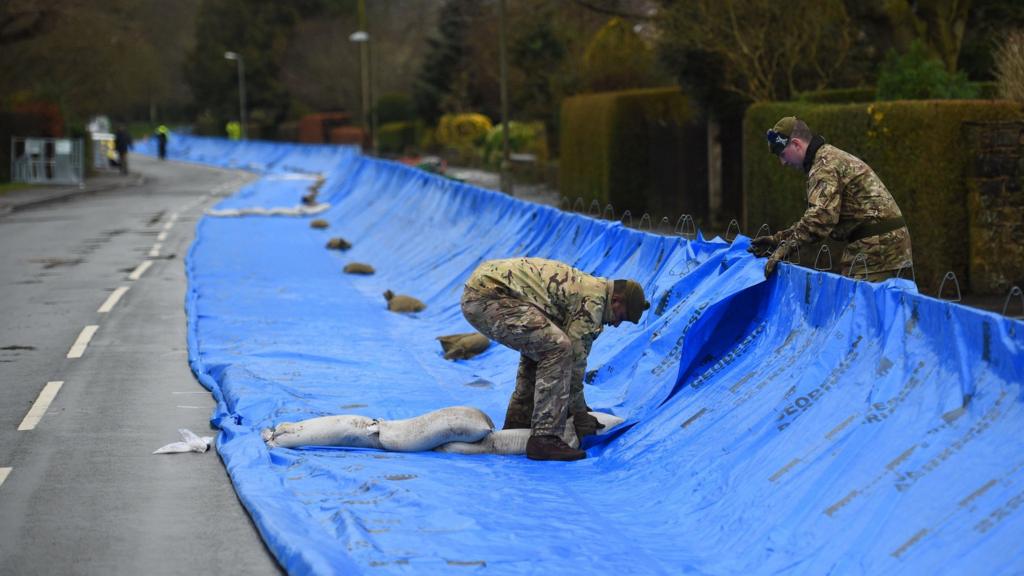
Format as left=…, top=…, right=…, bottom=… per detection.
left=97, top=286, right=130, bottom=313
left=0, top=467, right=10, bottom=488
left=67, top=325, right=99, bottom=359
left=18, top=381, right=64, bottom=431
left=128, top=260, right=152, bottom=281
left=148, top=243, right=162, bottom=257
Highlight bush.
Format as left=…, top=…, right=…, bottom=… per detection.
left=375, top=94, right=416, bottom=125
left=744, top=100, right=1023, bottom=291
left=582, top=18, right=663, bottom=92
left=877, top=40, right=978, bottom=101
left=995, top=30, right=1024, bottom=102
left=378, top=121, right=418, bottom=155
left=435, top=113, right=492, bottom=158
left=560, top=87, right=704, bottom=218
left=481, top=122, right=547, bottom=167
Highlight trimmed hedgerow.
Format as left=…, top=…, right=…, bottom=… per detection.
left=559, top=87, right=701, bottom=218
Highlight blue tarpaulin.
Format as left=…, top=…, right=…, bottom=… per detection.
left=141, top=135, right=1024, bottom=574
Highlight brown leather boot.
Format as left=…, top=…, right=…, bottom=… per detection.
left=526, top=435, right=586, bottom=461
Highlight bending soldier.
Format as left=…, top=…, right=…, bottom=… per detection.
left=460, top=257, right=649, bottom=461
left=749, top=116, right=914, bottom=281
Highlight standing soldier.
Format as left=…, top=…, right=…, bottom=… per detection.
left=460, top=257, right=649, bottom=461
left=749, top=116, right=913, bottom=281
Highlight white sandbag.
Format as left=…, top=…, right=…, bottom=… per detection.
left=434, top=411, right=625, bottom=455
left=377, top=406, right=493, bottom=452
left=435, top=429, right=532, bottom=455
left=591, top=411, right=625, bottom=433
left=262, top=414, right=383, bottom=449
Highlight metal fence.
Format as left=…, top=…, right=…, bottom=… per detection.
left=10, top=137, right=84, bottom=185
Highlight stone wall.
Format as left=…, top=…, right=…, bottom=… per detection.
left=964, top=121, right=1024, bottom=295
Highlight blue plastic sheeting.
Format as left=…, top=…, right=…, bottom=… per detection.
left=136, top=132, right=360, bottom=174
left=170, top=136, right=1024, bottom=574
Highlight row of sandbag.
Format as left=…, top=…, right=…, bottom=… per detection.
left=262, top=406, right=624, bottom=455
left=310, top=201, right=493, bottom=361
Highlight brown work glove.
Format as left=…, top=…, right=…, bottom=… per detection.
left=747, top=235, right=779, bottom=258
left=764, top=242, right=793, bottom=277
left=572, top=411, right=605, bottom=438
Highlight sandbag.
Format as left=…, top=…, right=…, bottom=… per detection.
left=326, top=237, right=352, bottom=250
left=262, top=415, right=383, bottom=449
left=310, top=219, right=329, bottom=229
left=434, top=411, right=625, bottom=455
left=343, top=262, right=375, bottom=275
left=437, top=332, right=491, bottom=360
left=384, top=289, right=426, bottom=312
left=376, top=406, right=493, bottom=452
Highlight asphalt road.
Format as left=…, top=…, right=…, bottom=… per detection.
left=0, top=156, right=282, bottom=575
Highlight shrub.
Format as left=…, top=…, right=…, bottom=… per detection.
left=744, top=100, right=1023, bottom=291
left=481, top=122, right=547, bottom=167
left=560, top=87, right=703, bottom=218
left=582, top=18, right=663, bottom=92
left=995, top=30, right=1024, bottom=102
left=378, top=121, right=418, bottom=156
left=375, top=94, right=416, bottom=125
left=435, top=113, right=492, bottom=152
left=877, top=40, right=978, bottom=100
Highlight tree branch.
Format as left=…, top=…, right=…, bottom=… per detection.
left=569, top=0, right=654, bottom=21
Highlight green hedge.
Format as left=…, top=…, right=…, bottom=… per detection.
left=560, top=87, right=701, bottom=218
left=744, top=100, right=1024, bottom=291
left=377, top=121, right=418, bottom=155
left=797, top=82, right=998, bottom=104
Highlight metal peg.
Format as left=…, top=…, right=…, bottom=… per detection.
left=725, top=219, right=741, bottom=242
left=1002, top=285, right=1023, bottom=317
left=814, top=244, right=832, bottom=271
left=937, top=271, right=962, bottom=302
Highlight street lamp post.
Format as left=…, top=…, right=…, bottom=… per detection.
left=498, top=0, right=511, bottom=194
left=224, top=51, right=247, bottom=140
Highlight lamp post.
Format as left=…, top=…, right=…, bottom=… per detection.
left=348, top=27, right=372, bottom=151
left=224, top=51, right=247, bottom=140
left=498, top=0, right=511, bottom=194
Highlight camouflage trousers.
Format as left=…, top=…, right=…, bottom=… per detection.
left=843, top=227, right=914, bottom=282
left=460, top=286, right=571, bottom=437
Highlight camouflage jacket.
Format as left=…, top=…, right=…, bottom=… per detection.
left=466, top=257, right=612, bottom=411
left=775, top=138, right=912, bottom=273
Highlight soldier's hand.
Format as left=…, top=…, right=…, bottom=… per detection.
left=764, top=242, right=791, bottom=277
left=573, top=411, right=604, bottom=438
left=747, top=235, right=778, bottom=257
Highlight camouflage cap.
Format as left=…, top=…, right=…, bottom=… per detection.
left=614, top=279, right=650, bottom=324
left=766, top=116, right=797, bottom=155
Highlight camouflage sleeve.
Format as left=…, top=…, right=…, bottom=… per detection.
left=778, top=169, right=841, bottom=248
left=568, top=335, right=594, bottom=414
left=564, top=297, right=603, bottom=414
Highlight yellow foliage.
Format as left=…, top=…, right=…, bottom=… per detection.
left=435, top=113, right=493, bottom=150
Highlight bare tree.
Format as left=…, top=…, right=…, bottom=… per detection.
left=659, top=0, right=853, bottom=102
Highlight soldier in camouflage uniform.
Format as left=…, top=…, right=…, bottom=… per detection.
left=460, top=257, right=649, bottom=461
left=749, top=116, right=914, bottom=281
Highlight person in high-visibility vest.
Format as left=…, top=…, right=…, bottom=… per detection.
left=226, top=121, right=241, bottom=141
left=155, top=125, right=169, bottom=160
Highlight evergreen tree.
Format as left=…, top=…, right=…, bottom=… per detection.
left=413, top=0, right=478, bottom=124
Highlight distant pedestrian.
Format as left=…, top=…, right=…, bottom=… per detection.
left=114, top=126, right=133, bottom=175
left=749, top=116, right=914, bottom=281
left=226, top=121, right=241, bottom=141
left=155, top=125, right=169, bottom=160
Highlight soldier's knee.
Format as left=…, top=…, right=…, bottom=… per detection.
left=545, top=332, right=572, bottom=356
